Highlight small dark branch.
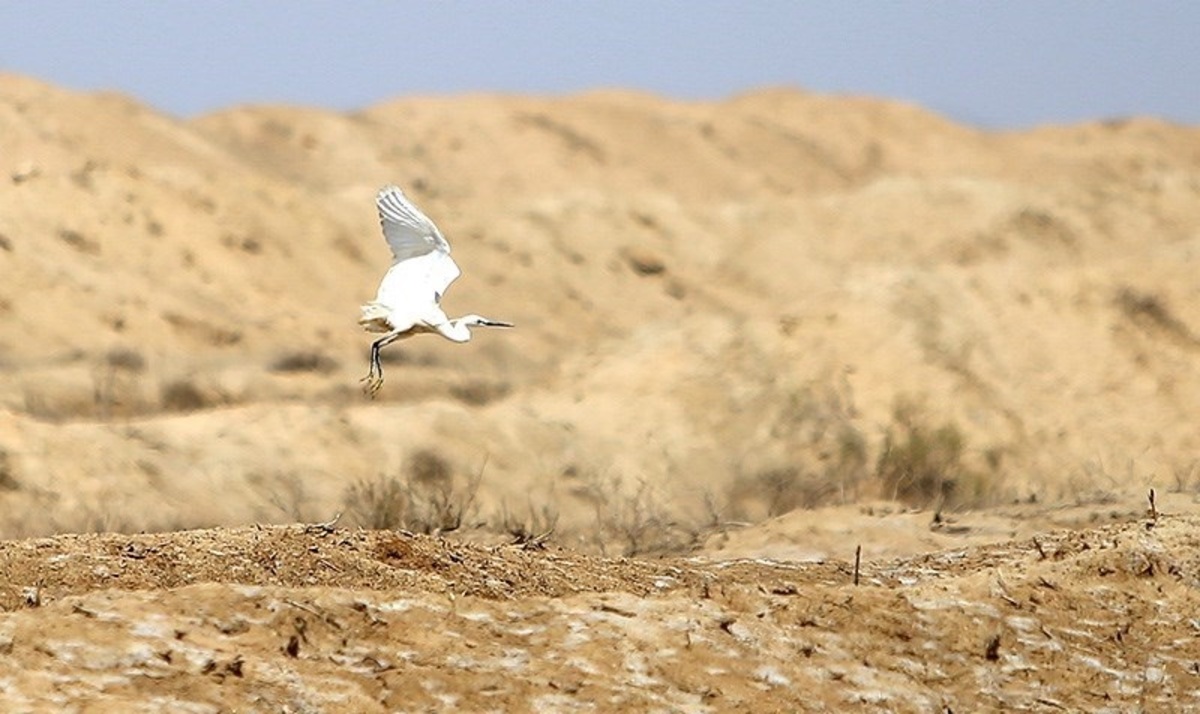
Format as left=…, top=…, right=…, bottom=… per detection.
left=1148, top=488, right=1158, bottom=522
left=853, top=544, right=862, bottom=586
left=984, top=634, right=1001, bottom=661
left=718, top=617, right=737, bottom=635
left=512, top=527, right=555, bottom=551
left=304, top=512, right=342, bottom=535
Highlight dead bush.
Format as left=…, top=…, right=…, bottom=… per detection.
left=105, top=347, right=147, bottom=373
left=875, top=402, right=996, bottom=509
left=269, top=351, right=339, bottom=374
left=344, top=449, right=481, bottom=534
left=728, top=378, right=870, bottom=520
left=0, top=449, right=19, bottom=491
left=449, top=380, right=511, bottom=406
left=249, top=472, right=315, bottom=523
left=1171, top=459, right=1200, bottom=493
left=498, top=501, right=560, bottom=547
left=93, top=347, right=149, bottom=419
left=345, top=477, right=408, bottom=530
left=160, top=379, right=210, bottom=412
left=572, top=473, right=708, bottom=557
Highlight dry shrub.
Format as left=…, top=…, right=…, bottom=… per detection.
left=727, top=379, right=869, bottom=520
left=571, top=473, right=709, bottom=557
left=92, top=348, right=149, bottom=419
left=1115, top=286, right=1200, bottom=348
left=249, top=472, right=315, bottom=523
left=58, top=228, right=100, bottom=255
left=269, top=351, right=339, bottom=374
left=725, top=380, right=1005, bottom=517
left=0, top=449, right=18, bottom=491
left=449, top=380, right=511, bottom=406
left=750, top=425, right=869, bottom=517
left=160, top=379, right=210, bottom=412
left=875, top=401, right=998, bottom=509
left=498, top=501, right=560, bottom=547
left=345, top=477, right=408, bottom=531
left=344, top=449, right=481, bottom=534
left=746, top=467, right=829, bottom=518
left=1171, top=459, right=1200, bottom=493
left=105, top=348, right=147, bottom=373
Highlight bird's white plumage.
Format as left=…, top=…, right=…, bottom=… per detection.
left=358, top=184, right=512, bottom=397
left=364, top=186, right=462, bottom=332
left=377, top=186, right=452, bottom=261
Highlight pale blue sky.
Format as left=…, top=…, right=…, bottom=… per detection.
left=1, top=2, right=1197, bottom=128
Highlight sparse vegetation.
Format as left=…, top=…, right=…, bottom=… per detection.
left=269, top=350, right=339, bottom=374
left=875, top=401, right=998, bottom=509
left=0, top=449, right=18, bottom=492
left=1170, top=459, right=1199, bottom=493
left=92, top=347, right=149, bottom=419
left=104, top=348, right=146, bottom=373
left=498, top=500, right=560, bottom=547
left=160, top=379, right=210, bottom=412
left=449, top=379, right=511, bottom=406
left=1115, top=286, right=1200, bottom=347
left=571, top=473, right=711, bottom=557
left=251, top=472, right=315, bottom=523
left=344, top=449, right=481, bottom=534
left=728, top=379, right=870, bottom=520
left=57, top=228, right=100, bottom=255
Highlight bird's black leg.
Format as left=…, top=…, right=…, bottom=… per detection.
left=370, top=340, right=383, bottom=378
left=361, top=332, right=401, bottom=398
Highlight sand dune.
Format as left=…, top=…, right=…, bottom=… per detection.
left=3, top=72, right=1200, bottom=710
left=3, top=73, right=1199, bottom=538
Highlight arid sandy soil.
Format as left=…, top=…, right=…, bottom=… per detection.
left=2, top=513, right=1199, bottom=711
left=2, top=73, right=1200, bottom=710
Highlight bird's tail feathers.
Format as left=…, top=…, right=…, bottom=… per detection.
left=358, top=302, right=392, bottom=333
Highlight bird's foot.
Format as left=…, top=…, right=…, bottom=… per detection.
left=360, top=372, right=384, bottom=399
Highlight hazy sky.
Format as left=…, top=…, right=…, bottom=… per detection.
left=2, top=2, right=1197, bottom=129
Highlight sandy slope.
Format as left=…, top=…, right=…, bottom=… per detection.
left=3, top=72, right=1200, bottom=710
left=2, top=513, right=1199, bottom=711
left=3, top=75, right=1200, bottom=538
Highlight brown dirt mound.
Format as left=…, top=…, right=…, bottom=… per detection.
left=2, top=514, right=1199, bottom=711
left=0, top=523, right=725, bottom=609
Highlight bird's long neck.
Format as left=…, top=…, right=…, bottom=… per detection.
left=438, top=318, right=473, bottom=343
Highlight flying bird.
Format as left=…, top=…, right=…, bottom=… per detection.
left=359, top=185, right=512, bottom=397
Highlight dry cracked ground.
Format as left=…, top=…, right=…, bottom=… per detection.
left=3, top=73, right=1200, bottom=710
left=2, top=512, right=1200, bottom=712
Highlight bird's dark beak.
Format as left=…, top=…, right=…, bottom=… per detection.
left=481, top=319, right=514, bottom=328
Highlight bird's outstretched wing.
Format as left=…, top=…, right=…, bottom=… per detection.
left=376, top=185, right=452, bottom=263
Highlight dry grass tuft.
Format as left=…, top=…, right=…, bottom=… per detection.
left=269, top=350, right=339, bottom=374
left=0, top=450, right=19, bottom=492
left=160, top=379, right=211, bottom=412
left=344, top=449, right=482, bottom=534
left=876, top=401, right=1000, bottom=510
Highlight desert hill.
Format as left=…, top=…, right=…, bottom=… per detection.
left=3, top=72, right=1200, bottom=710
left=3, top=73, right=1199, bottom=540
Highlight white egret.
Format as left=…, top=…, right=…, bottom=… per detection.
left=359, top=185, right=512, bottom=397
